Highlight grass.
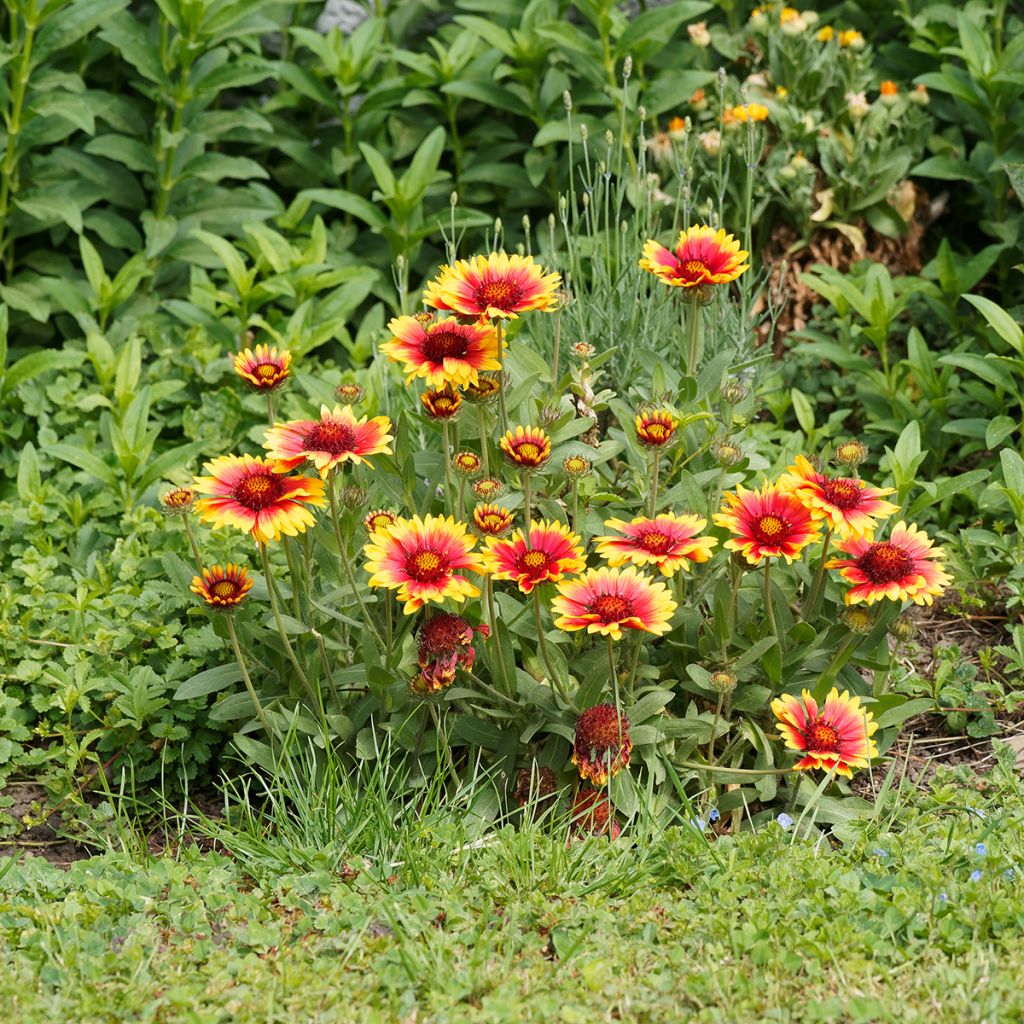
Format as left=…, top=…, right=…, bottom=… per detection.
left=1, top=756, right=1024, bottom=1023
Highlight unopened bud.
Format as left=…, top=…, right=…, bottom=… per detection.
left=563, top=90, right=573, bottom=112
left=711, top=438, right=743, bottom=466
left=709, top=670, right=736, bottom=694
left=342, top=485, right=367, bottom=510
left=890, top=618, right=916, bottom=642
left=605, top=129, right=614, bottom=147
left=843, top=607, right=875, bottom=634
left=335, top=382, right=364, bottom=404
left=834, top=439, right=868, bottom=468
left=450, top=191, right=458, bottom=207
left=721, top=379, right=749, bottom=404
left=562, top=454, right=591, bottom=478
left=580, top=123, right=588, bottom=141
left=623, top=55, right=633, bottom=80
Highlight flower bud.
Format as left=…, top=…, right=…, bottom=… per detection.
left=721, top=379, right=749, bottom=405
left=711, top=439, right=743, bottom=466
left=563, top=90, right=573, bottom=112
left=890, top=618, right=917, bottom=642
left=834, top=439, right=868, bottom=468
left=843, top=607, right=875, bottom=634
left=623, top=55, right=633, bottom=80
left=160, top=486, right=196, bottom=516
left=709, top=670, right=736, bottom=694
left=342, top=485, right=367, bottom=510
left=909, top=83, right=930, bottom=106
left=335, top=382, right=364, bottom=404
left=562, top=454, right=592, bottom=479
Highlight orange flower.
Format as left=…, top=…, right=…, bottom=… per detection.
left=572, top=704, right=632, bottom=786
left=484, top=520, right=585, bottom=594
left=771, top=688, right=878, bottom=778
left=552, top=567, right=676, bottom=640
left=363, top=514, right=488, bottom=614
left=826, top=521, right=950, bottom=606
left=667, top=116, right=687, bottom=140
left=263, top=405, right=393, bottom=478
left=635, top=409, right=679, bottom=449
left=880, top=80, right=898, bottom=96
left=381, top=315, right=501, bottom=389
left=780, top=454, right=898, bottom=540
left=714, top=482, right=821, bottom=564
left=423, top=253, right=561, bottom=320
left=414, top=612, right=490, bottom=693
left=190, top=563, right=254, bottom=610
left=500, top=425, right=551, bottom=469
left=594, top=513, right=717, bottom=577
left=640, top=226, right=750, bottom=289
left=364, top=508, right=398, bottom=535
left=234, top=344, right=291, bottom=392
left=472, top=503, right=515, bottom=537
left=194, top=455, right=326, bottom=544
left=421, top=386, right=462, bottom=421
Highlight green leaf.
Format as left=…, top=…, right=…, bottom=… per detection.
left=963, top=293, right=1024, bottom=355
left=79, top=234, right=109, bottom=299
left=174, top=664, right=243, bottom=701
left=1, top=348, right=83, bottom=395
left=48, top=443, right=118, bottom=487
left=14, top=193, right=84, bottom=233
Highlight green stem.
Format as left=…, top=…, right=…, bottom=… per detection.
left=485, top=578, right=512, bottom=696
left=427, top=704, right=461, bottom=789
left=327, top=474, right=383, bottom=647
left=649, top=450, right=660, bottom=517
left=478, top=406, right=490, bottom=477
left=265, top=393, right=275, bottom=429
left=465, top=670, right=521, bottom=709
left=0, top=13, right=35, bottom=277
left=803, top=528, right=833, bottom=621
left=442, top=422, right=454, bottom=513
left=225, top=614, right=274, bottom=742
left=676, top=759, right=798, bottom=777
left=607, top=634, right=618, bottom=690
left=816, top=633, right=857, bottom=690
left=182, top=516, right=205, bottom=575
left=283, top=537, right=304, bottom=621
left=259, top=543, right=318, bottom=706
left=551, top=306, right=562, bottom=397
left=312, top=627, right=339, bottom=708
left=523, top=472, right=533, bottom=536
left=533, top=590, right=568, bottom=705
left=458, top=477, right=466, bottom=521
left=686, top=291, right=702, bottom=378
left=571, top=482, right=580, bottom=537
left=495, top=319, right=509, bottom=433
left=763, top=558, right=778, bottom=647
left=626, top=635, right=642, bottom=698
left=707, top=691, right=724, bottom=767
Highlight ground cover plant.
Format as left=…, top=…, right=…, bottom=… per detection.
left=2, top=0, right=1024, bottom=1018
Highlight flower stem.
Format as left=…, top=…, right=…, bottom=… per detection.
left=607, top=634, right=618, bottom=690
left=265, top=393, right=276, bottom=430
left=533, top=590, right=568, bottom=705
left=259, top=543, right=318, bottom=706
left=816, top=632, right=858, bottom=690
left=649, top=450, right=660, bottom=517
left=626, top=635, right=642, bottom=698
left=523, top=472, right=533, bottom=538
left=283, top=537, right=304, bottom=621
left=442, top=421, right=454, bottom=513
left=485, top=577, right=512, bottom=696
left=552, top=306, right=562, bottom=397
left=225, top=614, right=274, bottom=742
left=182, top=516, right=205, bottom=575
left=571, top=482, right=580, bottom=537
left=458, top=477, right=466, bottom=521
left=707, top=691, right=724, bottom=767
left=466, top=670, right=521, bottom=708
left=686, top=290, right=702, bottom=378
left=803, top=528, right=833, bottom=621
left=478, top=406, right=490, bottom=476
left=495, top=318, right=509, bottom=433
left=764, top=557, right=779, bottom=647
left=327, top=474, right=383, bottom=647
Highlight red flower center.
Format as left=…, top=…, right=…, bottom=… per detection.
left=860, top=541, right=915, bottom=584
left=753, top=513, right=789, bottom=543
left=304, top=419, right=358, bottom=455
left=478, top=279, right=522, bottom=309
left=419, top=612, right=472, bottom=653
left=234, top=472, right=285, bottom=510
left=806, top=720, right=841, bottom=752
left=682, top=258, right=708, bottom=280
left=455, top=455, right=480, bottom=472
left=590, top=593, right=633, bottom=623
left=212, top=580, right=240, bottom=600
left=821, top=477, right=862, bottom=510
left=637, top=529, right=672, bottom=554
left=407, top=548, right=448, bottom=582
left=423, top=328, right=470, bottom=362
left=518, top=549, right=550, bottom=573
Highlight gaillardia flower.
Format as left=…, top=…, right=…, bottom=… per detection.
left=190, top=563, right=254, bottom=610
left=382, top=315, right=501, bottom=389
left=413, top=612, right=490, bottom=694
left=194, top=455, right=326, bottom=543
left=461, top=372, right=502, bottom=404
left=484, top=520, right=585, bottom=594
left=363, top=514, right=488, bottom=614
left=594, top=513, right=717, bottom=577
left=826, top=521, right=950, bottom=606
left=159, top=486, right=196, bottom=515
left=714, top=482, right=821, bottom=564
left=473, top=503, right=514, bottom=537
left=780, top=454, right=898, bottom=539
left=335, top=382, right=364, bottom=404
left=500, top=425, right=551, bottom=469
left=423, top=252, right=561, bottom=320
left=572, top=704, right=632, bottom=786
left=472, top=477, right=505, bottom=501
left=640, top=226, right=749, bottom=289
left=563, top=454, right=591, bottom=478
left=570, top=787, right=620, bottom=840
left=421, top=386, right=462, bottom=421
left=552, top=567, right=676, bottom=640
left=234, top=344, right=291, bottom=391
left=453, top=451, right=483, bottom=477
left=364, top=508, right=398, bottom=535
left=635, top=409, right=679, bottom=449
left=771, top=688, right=878, bottom=778
left=263, top=405, right=393, bottom=477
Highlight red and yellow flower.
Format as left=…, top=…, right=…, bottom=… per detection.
left=461, top=372, right=502, bottom=404
left=472, top=477, right=505, bottom=502
left=472, top=503, right=515, bottom=537
left=413, top=612, right=490, bottom=694
left=194, top=455, right=326, bottom=544
left=421, top=386, right=462, bottom=421
left=640, top=226, right=750, bottom=289
left=500, top=425, right=551, bottom=469
left=363, top=514, right=488, bottom=614
left=771, top=687, right=878, bottom=778
left=234, top=344, right=291, bottom=391
left=714, top=482, right=821, bottom=564
left=263, top=405, right=392, bottom=477
left=453, top=451, right=483, bottom=477
left=594, top=513, right=717, bottom=577
left=190, top=563, right=254, bottom=610
left=552, top=567, right=676, bottom=640
left=159, top=485, right=196, bottom=515
left=572, top=704, right=632, bottom=787
left=484, top=520, right=585, bottom=594
left=635, top=409, right=679, bottom=448
left=423, top=252, right=561, bottom=320
left=381, top=315, right=501, bottom=389
left=780, top=454, right=898, bottom=539
left=826, top=521, right=950, bottom=606
left=364, top=508, right=398, bottom=535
